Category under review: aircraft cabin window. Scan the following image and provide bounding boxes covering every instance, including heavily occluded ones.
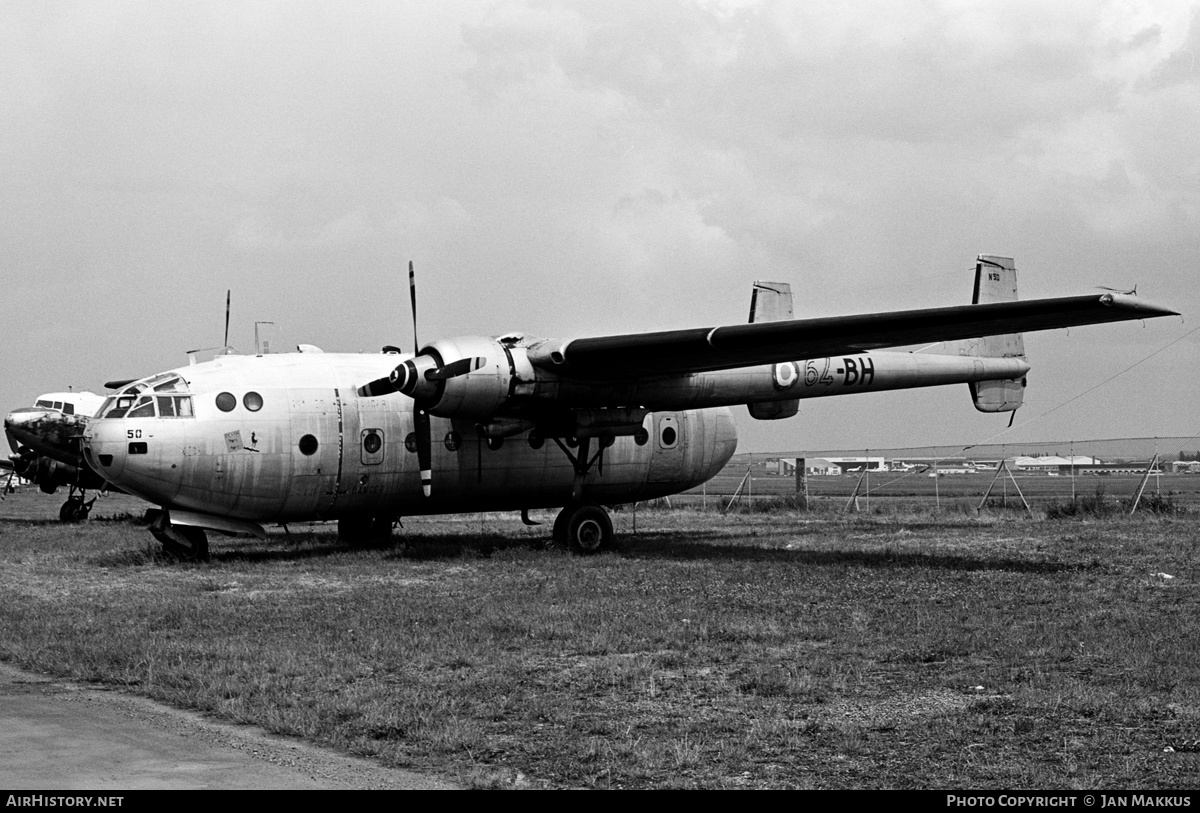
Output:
[215,392,236,412]
[363,431,382,455]
[299,435,319,456]
[244,392,263,412]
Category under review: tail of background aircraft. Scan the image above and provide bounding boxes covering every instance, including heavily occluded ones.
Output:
[936,255,1027,413]
[746,282,800,420]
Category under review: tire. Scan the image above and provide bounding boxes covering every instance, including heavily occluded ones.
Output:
[157,526,210,560]
[564,504,613,555]
[551,507,572,548]
[59,498,88,523]
[338,516,393,547]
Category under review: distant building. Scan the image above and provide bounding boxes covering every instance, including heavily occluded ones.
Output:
[1010,455,1099,474]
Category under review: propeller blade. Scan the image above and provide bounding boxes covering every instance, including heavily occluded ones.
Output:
[425,357,486,381]
[409,260,419,356]
[357,377,399,398]
[224,290,231,350]
[414,406,432,497]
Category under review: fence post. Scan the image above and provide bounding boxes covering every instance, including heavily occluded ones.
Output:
[796,457,809,510]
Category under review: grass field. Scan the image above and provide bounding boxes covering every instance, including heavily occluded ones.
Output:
[1,490,1198,788]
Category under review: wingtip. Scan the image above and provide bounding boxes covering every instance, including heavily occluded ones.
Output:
[1100,292,1180,317]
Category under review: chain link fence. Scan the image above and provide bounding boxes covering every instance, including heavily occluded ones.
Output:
[677,436,1200,514]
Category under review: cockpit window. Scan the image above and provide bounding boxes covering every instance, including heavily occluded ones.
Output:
[156,396,194,417]
[126,396,155,419]
[101,395,137,419]
[35,399,52,409]
[98,374,194,419]
[151,375,188,393]
[99,390,194,419]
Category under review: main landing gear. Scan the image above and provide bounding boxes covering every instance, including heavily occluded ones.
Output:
[552,502,614,554]
[337,515,395,547]
[148,511,210,560]
[543,432,621,555]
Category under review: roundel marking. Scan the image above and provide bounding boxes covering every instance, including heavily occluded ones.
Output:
[773,362,799,391]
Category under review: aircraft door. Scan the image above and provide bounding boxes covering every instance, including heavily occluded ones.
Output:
[282,388,344,518]
[646,412,687,484]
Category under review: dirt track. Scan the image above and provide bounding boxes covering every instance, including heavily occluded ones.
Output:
[0,661,458,790]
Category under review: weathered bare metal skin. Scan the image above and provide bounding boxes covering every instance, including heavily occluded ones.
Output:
[83,353,739,523]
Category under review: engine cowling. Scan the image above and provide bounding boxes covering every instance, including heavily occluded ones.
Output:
[403,336,520,421]
[35,456,77,494]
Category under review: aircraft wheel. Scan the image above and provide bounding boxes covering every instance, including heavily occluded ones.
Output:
[338,516,370,543]
[338,516,393,547]
[562,504,613,555]
[58,497,89,523]
[551,507,571,547]
[154,525,210,561]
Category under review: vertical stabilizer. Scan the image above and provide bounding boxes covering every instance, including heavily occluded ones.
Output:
[747,281,800,421]
[954,255,1027,413]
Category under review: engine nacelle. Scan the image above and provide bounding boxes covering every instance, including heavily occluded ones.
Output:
[35,456,77,494]
[418,336,524,421]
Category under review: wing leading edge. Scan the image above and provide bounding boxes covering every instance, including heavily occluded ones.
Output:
[545,292,1176,379]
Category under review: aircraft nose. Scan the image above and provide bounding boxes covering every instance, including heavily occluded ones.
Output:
[82,418,127,480]
[4,408,57,452]
[4,417,19,454]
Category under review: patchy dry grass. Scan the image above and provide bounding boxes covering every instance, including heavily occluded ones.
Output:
[0,494,1198,788]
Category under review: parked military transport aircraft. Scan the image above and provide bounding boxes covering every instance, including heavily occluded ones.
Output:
[76,256,1175,559]
[4,391,109,519]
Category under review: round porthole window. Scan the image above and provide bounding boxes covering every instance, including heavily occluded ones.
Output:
[299,434,319,456]
[444,431,461,451]
[661,426,677,447]
[363,431,382,454]
[404,433,418,453]
[216,392,236,412]
[243,391,263,412]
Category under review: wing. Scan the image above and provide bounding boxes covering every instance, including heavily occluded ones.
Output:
[544,292,1177,378]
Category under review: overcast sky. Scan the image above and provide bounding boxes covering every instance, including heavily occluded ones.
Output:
[3,0,1197,454]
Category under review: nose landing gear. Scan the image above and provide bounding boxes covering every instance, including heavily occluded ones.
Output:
[57,488,97,523]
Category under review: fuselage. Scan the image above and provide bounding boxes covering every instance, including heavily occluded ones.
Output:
[81,352,740,523]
